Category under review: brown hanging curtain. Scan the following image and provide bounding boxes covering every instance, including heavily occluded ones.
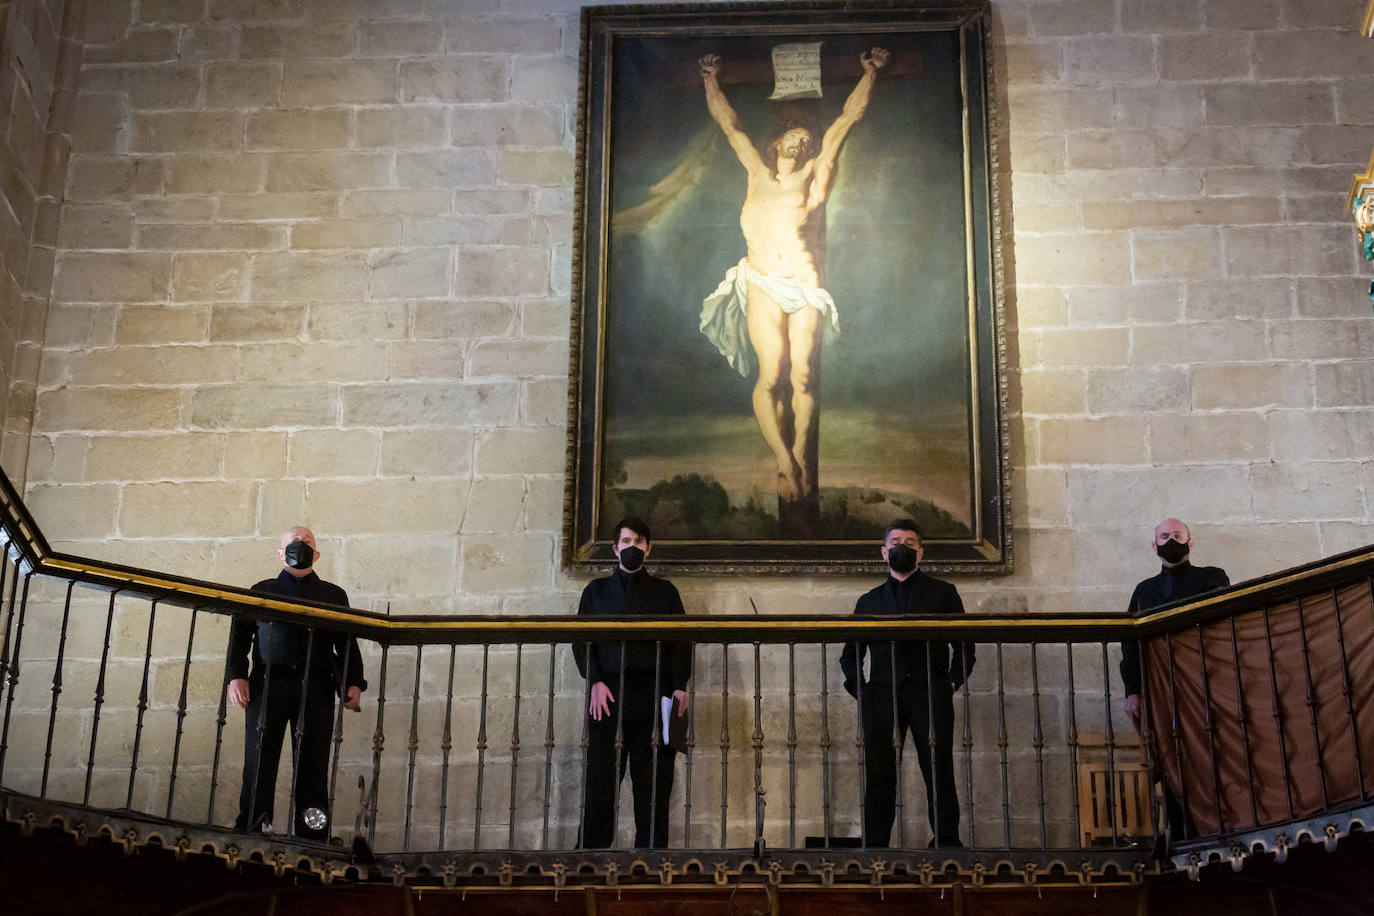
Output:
[1143,581,1374,837]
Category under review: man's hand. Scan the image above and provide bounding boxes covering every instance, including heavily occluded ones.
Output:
[698,54,720,79]
[589,681,614,720]
[672,689,690,716]
[1124,693,1141,724]
[861,47,890,73]
[228,678,250,709]
[345,685,362,711]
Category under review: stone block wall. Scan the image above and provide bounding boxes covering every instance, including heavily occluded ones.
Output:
[2,0,1373,850]
[0,0,83,480]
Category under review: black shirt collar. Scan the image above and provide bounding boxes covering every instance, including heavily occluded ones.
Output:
[276,568,320,595]
[1161,560,1192,577]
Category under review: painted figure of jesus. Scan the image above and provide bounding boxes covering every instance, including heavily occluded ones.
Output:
[698,48,889,518]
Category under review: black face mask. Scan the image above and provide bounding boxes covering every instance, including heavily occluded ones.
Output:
[1156,538,1189,565]
[618,545,645,572]
[887,543,919,575]
[284,540,314,570]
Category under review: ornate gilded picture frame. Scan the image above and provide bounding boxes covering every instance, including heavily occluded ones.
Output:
[565,0,1009,574]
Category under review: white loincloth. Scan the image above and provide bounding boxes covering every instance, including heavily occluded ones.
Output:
[698,258,840,378]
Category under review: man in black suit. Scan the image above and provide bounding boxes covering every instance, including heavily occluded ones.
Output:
[841,518,974,848]
[226,526,367,839]
[574,517,692,848]
[1119,516,1229,849]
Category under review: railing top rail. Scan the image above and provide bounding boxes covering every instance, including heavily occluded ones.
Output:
[5,465,1374,645]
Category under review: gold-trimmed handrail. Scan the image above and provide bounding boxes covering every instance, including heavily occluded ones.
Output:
[4,467,1374,645]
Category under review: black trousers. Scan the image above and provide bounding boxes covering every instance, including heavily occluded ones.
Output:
[235,665,337,840]
[581,699,676,848]
[861,679,960,847]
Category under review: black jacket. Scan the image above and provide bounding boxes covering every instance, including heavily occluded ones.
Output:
[1119,561,1229,696]
[573,568,690,706]
[839,571,976,699]
[226,570,368,691]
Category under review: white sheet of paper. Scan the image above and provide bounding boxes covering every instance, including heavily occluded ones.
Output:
[661,695,675,739]
[769,42,824,101]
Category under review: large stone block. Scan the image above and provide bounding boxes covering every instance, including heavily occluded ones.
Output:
[1205,84,1334,127]
[1086,367,1189,413]
[121,481,258,536]
[307,300,409,341]
[341,381,518,427]
[259,477,306,535]
[403,216,502,246]
[53,251,172,303]
[266,152,391,192]
[247,109,350,150]
[511,55,577,103]
[1185,278,1293,321]
[1159,34,1251,81]
[395,150,496,188]
[85,433,224,480]
[400,58,507,103]
[445,17,560,53]
[288,428,380,477]
[172,252,249,302]
[1034,328,1128,368]
[1061,36,1157,86]
[461,533,554,593]
[339,534,458,597]
[237,342,387,382]
[1149,413,1268,462]
[68,156,165,201]
[1132,320,1268,365]
[358,20,443,57]
[380,428,472,477]
[1116,85,1204,128]
[1066,283,1182,326]
[1026,0,1115,35]
[451,105,563,147]
[355,106,448,149]
[1122,0,1203,32]
[217,192,337,220]
[308,478,466,533]
[460,477,524,533]
[58,204,134,249]
[387,341,465,380]
[1012,233,1130,286]
[1019,368,1088,415]
[1206,0,1279,29]
[1038,416,1148,465]
[1006,88,1115,133]
[1191,362,1311,410]
[455,247,549,296]
[282,61,398,106]
[136,198,217,223]
[165,154,264,194]
[140,222,286,251]
[521,378,567,426]
[497,150,572,186]
[342,189,451,217]
[210,0,304,22]
[59,344,238,387]
[249,251,369,301]
[203,61,283,107]
[369,248,452,298]
[1267,409,1374,461]
[1068,466,1251,526]
[225,430,288,479]
[291,218,401,249]
[191,384,339,429]
[239,22,354,59]
[1082,197,1279,231]
[1270,319,1370,361]
[1314,361,1374,407]
[133,110,244,152]
[26,483,119,538]
[209,303,303,341]
[475,428,563,475]
[1251,461,1365,522]
[1132,228,1222,281]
